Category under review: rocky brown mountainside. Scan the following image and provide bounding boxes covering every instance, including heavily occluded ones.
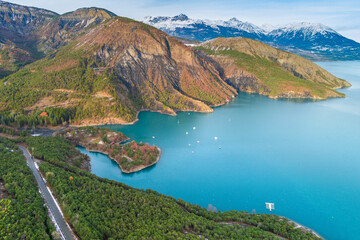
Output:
[0,1,57,77]
[0,2,351,125]
[1,17,236,125]
[0,1,114,77]
[197,37,350,99]
[0,1,56,36]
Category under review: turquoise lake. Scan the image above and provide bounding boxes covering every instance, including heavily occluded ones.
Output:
[78,61,360,240]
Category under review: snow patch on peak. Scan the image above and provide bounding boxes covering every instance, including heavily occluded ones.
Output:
[142,15,341,40]
[142,15,199,31]
[142,15,264,34]
[222,19,263,34]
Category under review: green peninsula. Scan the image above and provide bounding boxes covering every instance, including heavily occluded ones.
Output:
[58,126,161,173]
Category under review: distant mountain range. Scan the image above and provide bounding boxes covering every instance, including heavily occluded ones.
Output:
[143,14,360,61]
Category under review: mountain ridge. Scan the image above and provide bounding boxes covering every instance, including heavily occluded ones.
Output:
[142,14,360,61]
[0,1,116,77]
[196,37,350,99]
[34,7,116,54]
[0,0,58,77]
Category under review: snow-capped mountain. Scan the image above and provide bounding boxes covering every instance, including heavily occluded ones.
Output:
[263,22,360,60]
[143,14,360,60]
[143,14,266,41]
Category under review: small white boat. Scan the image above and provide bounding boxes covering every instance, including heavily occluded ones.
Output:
[186,132,189,135]
[214,136,218,140]
[193,126,196,130]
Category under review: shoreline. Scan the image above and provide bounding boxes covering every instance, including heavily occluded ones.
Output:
[285,217,323,239]
[80,145,162,174]
[70,107,215,127]
[69,86,349,127]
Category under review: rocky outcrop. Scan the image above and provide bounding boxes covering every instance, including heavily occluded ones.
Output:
[33,8,116,53]
[0,1,57,36]
[209,55,269,94]
[79,17,237,110]
[0,2,116,77]
[0,1,58,76]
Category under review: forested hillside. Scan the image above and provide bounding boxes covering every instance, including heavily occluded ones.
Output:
[40,161,320,239]
[0,137,56,239]
[0,133,321,239]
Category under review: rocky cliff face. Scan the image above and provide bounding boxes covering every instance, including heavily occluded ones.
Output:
[0,1,57,36]
[0,2,115,77]
[77,18,236,112]
[198,37,350,99]
[204,54,266,94]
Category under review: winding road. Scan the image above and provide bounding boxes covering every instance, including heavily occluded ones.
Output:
[19,146,76,240]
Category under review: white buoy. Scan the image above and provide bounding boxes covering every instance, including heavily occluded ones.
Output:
[186,132,189,135]
[196,140,200,143]
[152,136,155,139]
[193,126,196,130]
[214,136,218,140]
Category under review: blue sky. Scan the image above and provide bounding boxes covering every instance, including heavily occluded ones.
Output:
[6,0,360,42]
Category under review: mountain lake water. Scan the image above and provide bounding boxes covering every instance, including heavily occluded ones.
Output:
[78,61,360,240]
